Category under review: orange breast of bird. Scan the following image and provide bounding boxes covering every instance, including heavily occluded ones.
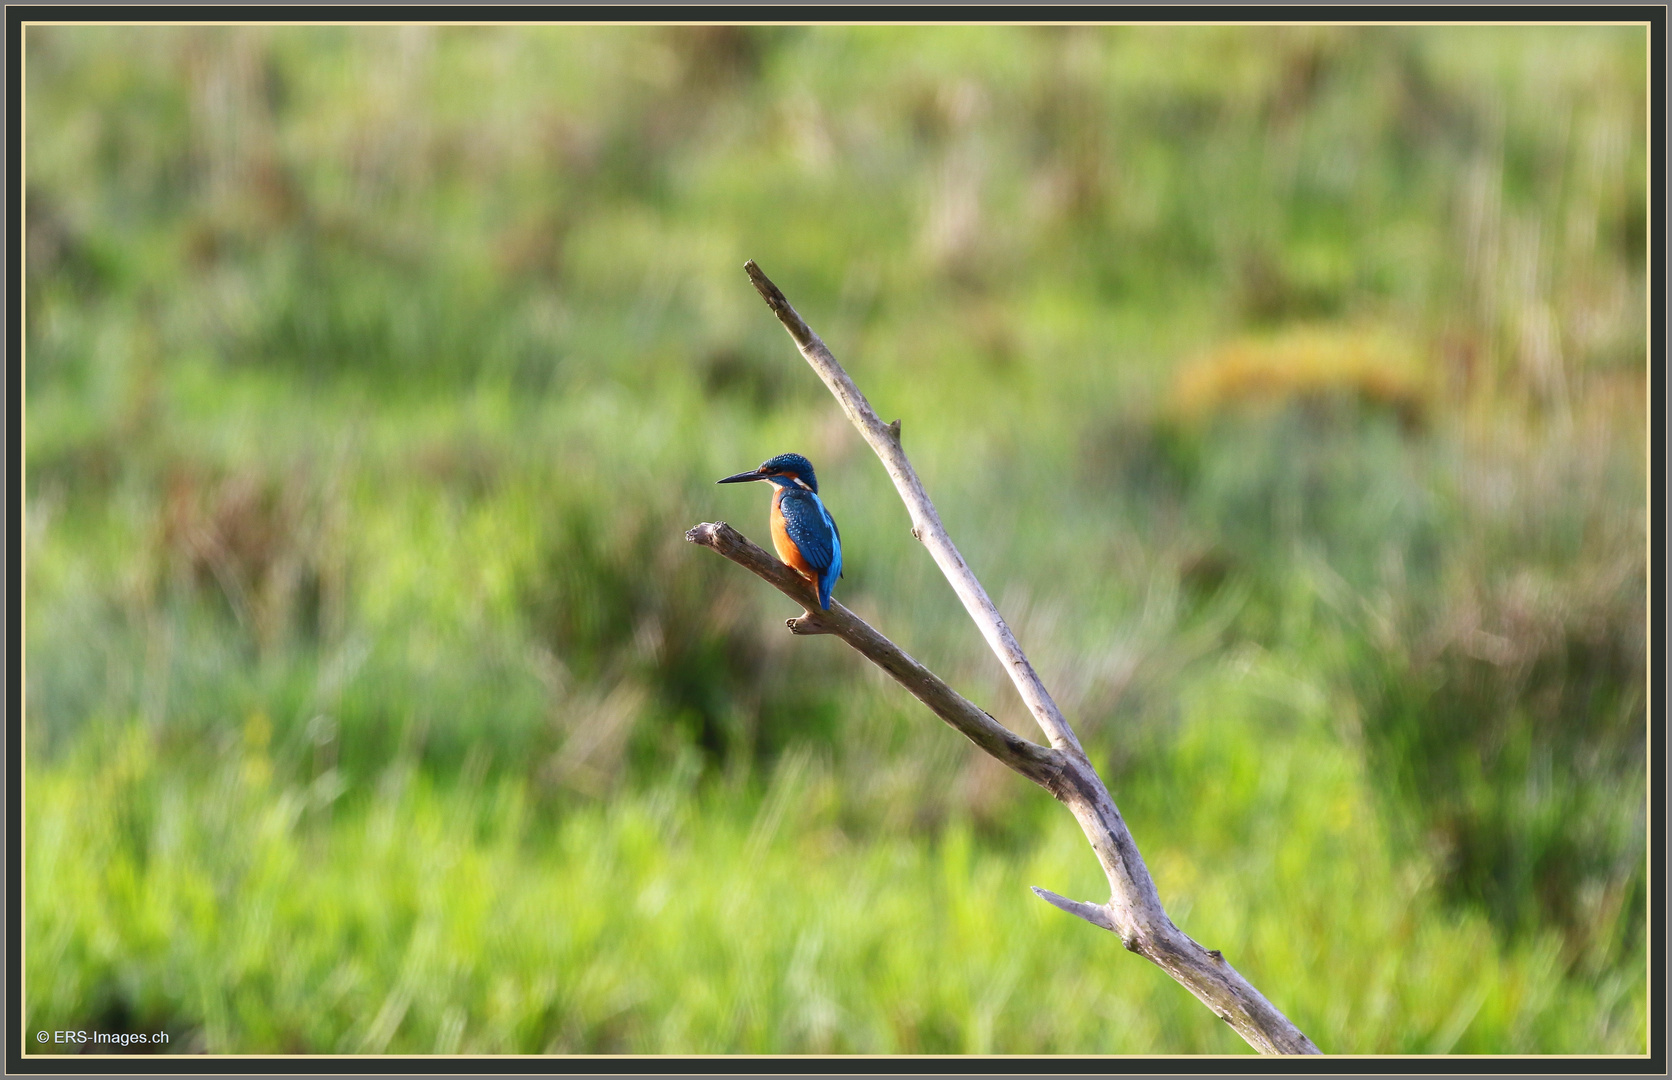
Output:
[770,486,818,583]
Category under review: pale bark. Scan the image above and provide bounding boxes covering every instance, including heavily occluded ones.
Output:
[685,261,1322,1056]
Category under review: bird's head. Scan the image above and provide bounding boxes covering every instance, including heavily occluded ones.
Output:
[717,452,819,493]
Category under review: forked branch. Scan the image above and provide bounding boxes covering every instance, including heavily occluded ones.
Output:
[686,261,1321,1055]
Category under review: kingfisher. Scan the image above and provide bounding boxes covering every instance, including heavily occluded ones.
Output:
[718,452,843,610]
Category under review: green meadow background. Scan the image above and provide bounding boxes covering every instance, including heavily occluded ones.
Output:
[24,26,1648,1054]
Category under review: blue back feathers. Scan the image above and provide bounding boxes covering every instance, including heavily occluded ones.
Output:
[776,488,843,609]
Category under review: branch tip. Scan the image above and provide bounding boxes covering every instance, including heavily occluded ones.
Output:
[743,260,813,344]
[1031,886,1117,932]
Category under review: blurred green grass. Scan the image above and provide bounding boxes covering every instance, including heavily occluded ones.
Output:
[24,25,1647,1054]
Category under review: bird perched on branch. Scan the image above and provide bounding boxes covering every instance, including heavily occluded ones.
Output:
[718,452,843,610]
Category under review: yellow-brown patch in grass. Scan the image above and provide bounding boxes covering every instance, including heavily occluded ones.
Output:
[1170,325,1434,431]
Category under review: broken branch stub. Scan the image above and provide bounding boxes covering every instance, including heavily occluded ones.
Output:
[686,262,1320,1056]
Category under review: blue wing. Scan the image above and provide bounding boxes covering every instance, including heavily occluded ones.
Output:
[779,489,842,609]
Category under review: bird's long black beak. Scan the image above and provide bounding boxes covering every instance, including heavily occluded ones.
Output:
[717,469,763,484]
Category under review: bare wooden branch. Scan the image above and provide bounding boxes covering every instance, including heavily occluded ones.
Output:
[685,522,1060,786]
[688,261,1321,1056]
[743,260,1086,759]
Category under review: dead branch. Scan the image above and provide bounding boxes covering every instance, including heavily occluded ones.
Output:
[685,261,1321,1055]
[685,522,1060,785]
